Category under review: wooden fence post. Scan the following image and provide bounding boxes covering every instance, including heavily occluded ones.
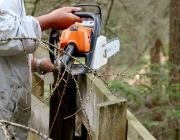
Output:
[76,74,127,140]
[49,72,76,140]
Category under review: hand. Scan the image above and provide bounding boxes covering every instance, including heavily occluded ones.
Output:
[40,58,58,72]
[31,58,58,73]
[36,7,82,31]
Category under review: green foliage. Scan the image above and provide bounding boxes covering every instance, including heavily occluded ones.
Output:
[109,60,180,139]
[110,80,137,96]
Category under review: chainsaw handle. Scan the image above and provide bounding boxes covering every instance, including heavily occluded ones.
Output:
[60,44,76,72]
[73,4,102,33]
[73,12,100,54]
[73,11,100,34]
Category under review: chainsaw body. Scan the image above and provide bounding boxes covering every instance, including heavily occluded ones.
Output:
[60,23,92,53]
[49,4,120,75]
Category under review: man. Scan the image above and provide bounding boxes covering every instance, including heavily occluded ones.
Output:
[0,0,82,139]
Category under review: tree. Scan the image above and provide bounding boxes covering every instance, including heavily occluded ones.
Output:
[169,0,180,83]
[169,0,180,139]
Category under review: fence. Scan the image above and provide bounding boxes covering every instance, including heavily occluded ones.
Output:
[30,73,156,140]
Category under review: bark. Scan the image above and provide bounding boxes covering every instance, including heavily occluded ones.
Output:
[169,0,180,84]
[150,37,161,84]
[169,0,180,139]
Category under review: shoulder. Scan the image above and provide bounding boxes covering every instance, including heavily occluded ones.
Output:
[0,0,22,16]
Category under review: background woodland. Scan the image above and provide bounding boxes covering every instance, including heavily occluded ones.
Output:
[24,0,180,139]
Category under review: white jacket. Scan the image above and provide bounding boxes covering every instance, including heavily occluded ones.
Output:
[0,0,41,139]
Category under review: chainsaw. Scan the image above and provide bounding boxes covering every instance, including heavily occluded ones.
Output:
[49,4,120,75]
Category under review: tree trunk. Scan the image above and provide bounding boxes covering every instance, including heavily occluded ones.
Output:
[169,0,180,84]
[150,37,161,84]
[169,0,180,139]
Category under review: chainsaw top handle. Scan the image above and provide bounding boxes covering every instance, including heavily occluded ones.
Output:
[72,11,100,53]
[73,4,102,34]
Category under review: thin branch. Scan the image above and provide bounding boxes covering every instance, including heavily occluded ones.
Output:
[104,0,114,35]
[31,0,40,16]
[0,120,52,140]
[0,121,18,140]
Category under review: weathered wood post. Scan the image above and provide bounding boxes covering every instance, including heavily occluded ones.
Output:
[77,74,127,140]
[49,72,76,140]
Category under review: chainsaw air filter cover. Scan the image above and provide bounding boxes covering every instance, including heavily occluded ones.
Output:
[59,23,92,53]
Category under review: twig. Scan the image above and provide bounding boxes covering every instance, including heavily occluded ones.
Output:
[0,120,51,140]
[104,0,114,34]
[0,121,18,140]
[64,107,82,120]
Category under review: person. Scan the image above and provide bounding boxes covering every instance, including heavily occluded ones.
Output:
[0,0,82,139]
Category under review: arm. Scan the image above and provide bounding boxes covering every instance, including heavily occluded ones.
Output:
[36,7,82,31]
[0,0,41,56]
[33,7,82,73]
[31,57,58,73]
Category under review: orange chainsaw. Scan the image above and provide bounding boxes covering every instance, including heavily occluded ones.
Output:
[49,4,120,75]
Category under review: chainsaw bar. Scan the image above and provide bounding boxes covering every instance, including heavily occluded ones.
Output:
[106,38,120,59]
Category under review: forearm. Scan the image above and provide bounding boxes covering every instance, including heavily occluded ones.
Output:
[32,7,82,73]
[31,57,37,72]
[31,57,58,73]
[36,7,82,31]
[36,14,51,31]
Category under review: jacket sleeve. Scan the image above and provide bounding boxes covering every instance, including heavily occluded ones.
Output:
[0,0,41,56]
